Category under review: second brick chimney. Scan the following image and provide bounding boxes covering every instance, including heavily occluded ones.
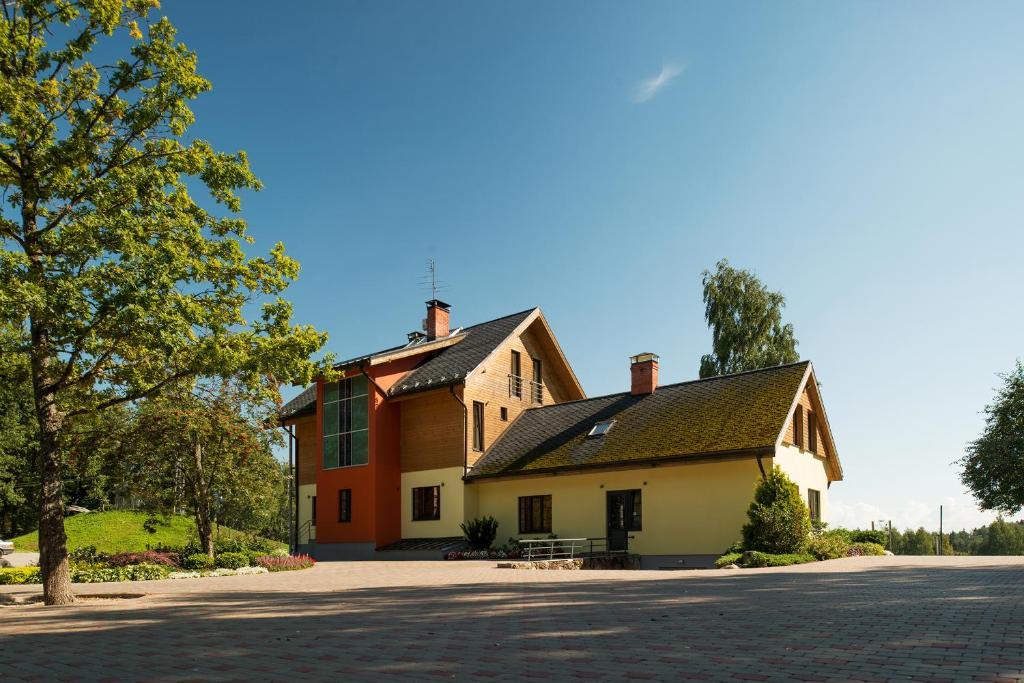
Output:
[424,299,451,340]
[630,353,659,395]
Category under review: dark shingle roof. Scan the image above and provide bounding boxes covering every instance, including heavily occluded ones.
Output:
[467,361,811,479]
[280,385,316,419]
[279,308,537,418]
[388,309,535,397]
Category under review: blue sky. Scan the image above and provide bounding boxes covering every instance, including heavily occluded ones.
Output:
[167,1,1023,532]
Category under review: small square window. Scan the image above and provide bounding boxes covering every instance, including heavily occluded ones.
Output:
[588,420,615,437]
[500,407,508,421]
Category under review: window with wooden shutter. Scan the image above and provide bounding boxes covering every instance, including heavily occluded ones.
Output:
[412,486,441,521]
[339,489,351,523]
[510,351,522,397]
[472,401,484,451]
[794,405,804,449]
[808,489,821,523]
[808,411,818,453]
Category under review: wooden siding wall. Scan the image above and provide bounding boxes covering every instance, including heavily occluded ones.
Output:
[462,320,578,468]
[782,384,827,458]
[399,388,464,473]
[290,414,318,486]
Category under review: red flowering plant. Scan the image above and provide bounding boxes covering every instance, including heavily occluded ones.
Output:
[255,554,316,572]
[107,551,181,568]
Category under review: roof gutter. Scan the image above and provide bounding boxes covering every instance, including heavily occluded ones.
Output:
[465,446,775,483]
[449,384,468,476]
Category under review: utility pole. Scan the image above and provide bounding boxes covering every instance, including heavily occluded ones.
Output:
[939,505,943,556]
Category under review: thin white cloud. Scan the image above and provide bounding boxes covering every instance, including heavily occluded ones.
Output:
[829,495,1002,532]
[632,62,685,103]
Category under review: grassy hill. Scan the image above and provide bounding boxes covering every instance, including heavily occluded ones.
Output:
[10,511,285,554]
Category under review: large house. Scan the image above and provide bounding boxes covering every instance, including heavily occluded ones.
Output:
[280,300,842,568]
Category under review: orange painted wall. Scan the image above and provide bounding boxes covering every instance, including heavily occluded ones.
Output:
[314,354,424,547]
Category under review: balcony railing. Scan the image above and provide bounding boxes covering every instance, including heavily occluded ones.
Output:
[509,375,544,404]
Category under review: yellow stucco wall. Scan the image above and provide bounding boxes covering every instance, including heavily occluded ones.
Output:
[770,444,830,523]
[400,467,469,538]
[470,458,764,556]
[298,483,317,541]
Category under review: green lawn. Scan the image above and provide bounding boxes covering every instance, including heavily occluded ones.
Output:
[10,511,285,554]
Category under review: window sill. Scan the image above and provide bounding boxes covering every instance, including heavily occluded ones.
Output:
[321,463,369,471]
[412,518,441,522]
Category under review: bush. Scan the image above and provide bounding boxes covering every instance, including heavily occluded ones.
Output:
[255,554,315,572]
[215,552,251,569]
[741,467,811,554]
[808,530,850,560]
[847,542,886,557]
[460,516,499,551]
[181,553,216,571]
[714,552,743,568]
[108,551,180,568]
[71,563,173,583]
[69,545,110,565]
[0,567,41,585]
[740,551,816,568]
[850,529,887,546]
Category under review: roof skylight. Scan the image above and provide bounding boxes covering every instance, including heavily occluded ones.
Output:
[588,420,615,437]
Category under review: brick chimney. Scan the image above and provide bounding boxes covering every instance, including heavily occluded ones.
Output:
[630,353,659,395]
[424,299,451,340]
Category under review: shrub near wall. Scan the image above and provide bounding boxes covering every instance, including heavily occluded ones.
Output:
[741,467,812,554]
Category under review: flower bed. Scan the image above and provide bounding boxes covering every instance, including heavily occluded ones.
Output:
[254,554,316,572]
[445,549,521,560]
[0,543,314,585]
[168,566,269,579]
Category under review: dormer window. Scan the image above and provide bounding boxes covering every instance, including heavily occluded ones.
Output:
[588,420,615,437]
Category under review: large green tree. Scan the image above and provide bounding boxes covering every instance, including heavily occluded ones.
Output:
[0,324,37,538]
[699,259,799,379]
[959,361,1024,516]
[0,1,328,604]
[118,378,285,558]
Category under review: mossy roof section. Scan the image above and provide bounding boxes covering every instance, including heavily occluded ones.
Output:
[468,361,810,478]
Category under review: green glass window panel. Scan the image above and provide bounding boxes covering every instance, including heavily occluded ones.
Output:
[323,402,339,437]
[350,374,368,397]
[350,430,368,466]
[324,381,339,403]
[322,435,339,469]
[350,395,368,431]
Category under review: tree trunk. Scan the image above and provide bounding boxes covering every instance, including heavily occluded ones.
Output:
[192,440,214,559]
[32,346,73,605]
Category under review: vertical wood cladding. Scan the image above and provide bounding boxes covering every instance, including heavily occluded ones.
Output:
[399,388,464,472]
[290,414,318,486]
[782,383,827,457]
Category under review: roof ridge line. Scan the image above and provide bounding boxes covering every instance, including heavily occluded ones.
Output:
[517,360,812,412]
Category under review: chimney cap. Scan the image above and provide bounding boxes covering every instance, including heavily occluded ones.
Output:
[630,353,659,364]
[425,299,451,311]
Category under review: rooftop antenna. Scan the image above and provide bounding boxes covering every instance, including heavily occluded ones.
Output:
[417,258,448,300]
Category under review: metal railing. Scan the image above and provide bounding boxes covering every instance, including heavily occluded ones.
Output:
[518,538,586,561]
[297,520,314,546]
[516,536,636,561]
[508,375,545,404]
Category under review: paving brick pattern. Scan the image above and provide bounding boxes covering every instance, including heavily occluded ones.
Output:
[2,556,1023,682]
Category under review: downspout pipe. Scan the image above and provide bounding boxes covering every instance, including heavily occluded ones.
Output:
[449,384,468,476]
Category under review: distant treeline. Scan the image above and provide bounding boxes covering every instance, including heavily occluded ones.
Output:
[876,518,1024,556]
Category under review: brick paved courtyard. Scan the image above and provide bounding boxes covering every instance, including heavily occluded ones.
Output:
[2,556,1023,682]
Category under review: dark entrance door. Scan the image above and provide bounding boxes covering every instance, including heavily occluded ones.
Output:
[606,490,634,551]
